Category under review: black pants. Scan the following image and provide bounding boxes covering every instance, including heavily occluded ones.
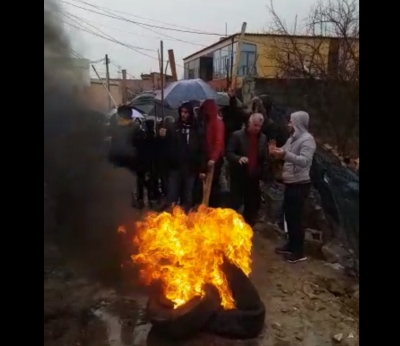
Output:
[136,172,146,200]
[209,158,223,208]
[167,168,197,213]
[136,171,160,201]
[230,174,260,225]
[283,183,310,256]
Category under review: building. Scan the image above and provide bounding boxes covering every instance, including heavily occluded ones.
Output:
[84,79,121,112]
[183,33,358,90]
[140,72,174,87]
[82,72,174,112]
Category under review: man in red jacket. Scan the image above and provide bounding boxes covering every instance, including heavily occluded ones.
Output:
[198,99,225,207]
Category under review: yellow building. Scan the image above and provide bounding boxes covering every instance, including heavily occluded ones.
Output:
[183,33,358,89]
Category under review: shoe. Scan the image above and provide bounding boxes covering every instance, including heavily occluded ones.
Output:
[284,253,307,263]
[275,244,292,255]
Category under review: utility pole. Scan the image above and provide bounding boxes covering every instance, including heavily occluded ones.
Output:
[160,41,164,121]
[121,69,127,104]
[105,54,111,109]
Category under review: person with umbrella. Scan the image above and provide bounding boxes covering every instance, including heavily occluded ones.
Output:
[198,99,225,207]
[158,102,204,213]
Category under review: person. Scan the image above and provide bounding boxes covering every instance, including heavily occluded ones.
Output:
[270,111,316,263]
[250,96,277,142]
[132,118,160,209]
[226,113,271,226]
[221,88,245,145]
[197,99,225,207]
[108,105,138,168]
[108,105,140,204]
[258,94,289,147]
[159,102,203,213]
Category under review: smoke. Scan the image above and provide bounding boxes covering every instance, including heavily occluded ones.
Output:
[44,0,121,281]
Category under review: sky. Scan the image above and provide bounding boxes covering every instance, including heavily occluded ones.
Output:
[60,0,318,79]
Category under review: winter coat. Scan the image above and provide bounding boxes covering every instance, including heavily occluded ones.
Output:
[281,111,316,184]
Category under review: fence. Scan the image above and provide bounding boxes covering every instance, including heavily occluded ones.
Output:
[310,148,359,259]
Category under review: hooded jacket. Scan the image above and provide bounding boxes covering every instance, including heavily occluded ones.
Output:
[282,111,316,184]
[164,102,203,171]
[199,99,225,164]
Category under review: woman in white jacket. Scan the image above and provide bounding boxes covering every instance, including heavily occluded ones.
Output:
[269,111,316,263]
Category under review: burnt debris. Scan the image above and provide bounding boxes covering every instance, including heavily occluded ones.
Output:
[146,258,266,340]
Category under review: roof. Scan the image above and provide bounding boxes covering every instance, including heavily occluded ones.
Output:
[183,33,239,61]
[183,32,359,61]
[90,79,119,86]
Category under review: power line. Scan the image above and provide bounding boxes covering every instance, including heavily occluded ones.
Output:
[62,11,157,53]
[62,13,189,72]
[62,18,162,63]
[69,0,225,36]
[60,0,225,36]
[64,14,209,47]
[61,3,204,65]
[110,60,136,79]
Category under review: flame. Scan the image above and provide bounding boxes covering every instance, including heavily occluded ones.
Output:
[118,225,126,234]
[131,205,253,309]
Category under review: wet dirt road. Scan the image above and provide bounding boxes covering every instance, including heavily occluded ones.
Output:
[44,168,359,346]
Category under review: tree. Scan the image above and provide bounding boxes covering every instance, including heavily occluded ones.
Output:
[265,0,359,155]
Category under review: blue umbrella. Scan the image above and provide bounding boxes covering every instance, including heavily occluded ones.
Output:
[155,78,218,108]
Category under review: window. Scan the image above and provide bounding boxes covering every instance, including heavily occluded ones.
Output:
[188,69,195,79]
[186,59,200,79]
[184,63,189,79]
[237,43,257,76]
[212,44,236,79]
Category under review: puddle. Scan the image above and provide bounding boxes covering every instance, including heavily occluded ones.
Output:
[93,308,129,346]
[93,294,150,346]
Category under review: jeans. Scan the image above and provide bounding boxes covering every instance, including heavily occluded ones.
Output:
[283,183,310,256]
[167,169,196,213]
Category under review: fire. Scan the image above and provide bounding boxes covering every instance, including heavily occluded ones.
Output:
[131,205,253,310]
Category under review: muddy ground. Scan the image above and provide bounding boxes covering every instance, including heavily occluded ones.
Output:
[44,168,359,346]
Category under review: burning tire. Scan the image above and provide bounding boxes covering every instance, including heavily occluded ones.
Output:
[205,260,266,339]
[147,283,221,339]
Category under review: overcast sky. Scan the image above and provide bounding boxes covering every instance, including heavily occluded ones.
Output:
[61,0,317,79]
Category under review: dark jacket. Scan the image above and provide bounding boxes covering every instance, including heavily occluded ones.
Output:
[251,96,278,142]
[164,102,203,172]
[226,128,271,181]
[134,119,159,172]
[108,122,138,170]
[222,96,245,145]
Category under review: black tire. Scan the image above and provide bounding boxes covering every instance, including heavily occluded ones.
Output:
[205,260,266,339]
[147,283,221,339]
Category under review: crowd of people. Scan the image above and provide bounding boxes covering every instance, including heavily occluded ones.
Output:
[108,90,316,264]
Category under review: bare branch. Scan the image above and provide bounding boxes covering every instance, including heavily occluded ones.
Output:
[263,0,359,155]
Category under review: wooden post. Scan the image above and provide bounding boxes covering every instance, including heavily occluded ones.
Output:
[231,22,247,90]
[91,64,117,108]
[202,166,215,206]
[168,49,178,82]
